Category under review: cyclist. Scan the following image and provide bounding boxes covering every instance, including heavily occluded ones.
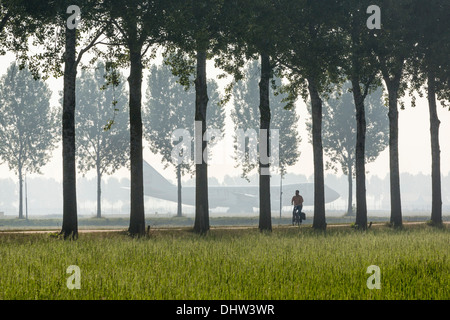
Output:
[291,190,304,224]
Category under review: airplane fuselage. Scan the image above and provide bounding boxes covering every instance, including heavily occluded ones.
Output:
[142,161,340,212]
[145,182,339,211]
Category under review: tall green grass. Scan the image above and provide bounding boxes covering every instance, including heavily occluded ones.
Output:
[0,225,448,299]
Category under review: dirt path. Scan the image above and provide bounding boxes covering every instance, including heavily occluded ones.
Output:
[0,229,124,234]
[0,221,447,234]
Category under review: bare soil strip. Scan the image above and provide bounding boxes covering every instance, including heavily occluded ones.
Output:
[0,221,447,234]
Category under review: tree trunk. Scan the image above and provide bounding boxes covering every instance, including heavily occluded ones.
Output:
[193,50,209,234]
[177,165,182,217]
[96,165,102,219]
[346,161,353,216]
[18,167,23,219]
[386,83,402,227]
[128,50,145,236]
[351,78,368,230]
[307,77,326,230]
[379,56,404,227]
[427,70,442,225]
[258,52,272,232]
[61,26,78,240]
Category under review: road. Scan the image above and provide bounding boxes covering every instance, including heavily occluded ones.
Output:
[0,221,447,234]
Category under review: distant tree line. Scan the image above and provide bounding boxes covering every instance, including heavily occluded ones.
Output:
[1,172,450,216]
[0,0,448,237]
[0,63,59,219]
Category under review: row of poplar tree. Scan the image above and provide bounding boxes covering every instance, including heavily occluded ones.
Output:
[0,60,302,220]
[1,0,448,237]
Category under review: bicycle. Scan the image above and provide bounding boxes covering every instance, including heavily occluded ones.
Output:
[292,206,302,226]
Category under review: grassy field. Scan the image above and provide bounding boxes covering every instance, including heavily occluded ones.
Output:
[0,224,448,300]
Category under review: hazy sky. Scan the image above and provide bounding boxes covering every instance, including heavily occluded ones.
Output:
[0,51,449,185]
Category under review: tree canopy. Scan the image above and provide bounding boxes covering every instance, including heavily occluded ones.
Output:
[0,0,448,233]
[75,62,129,218]
[0,62,59,219]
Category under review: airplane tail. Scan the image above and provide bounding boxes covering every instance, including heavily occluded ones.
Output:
[143,160,175,190]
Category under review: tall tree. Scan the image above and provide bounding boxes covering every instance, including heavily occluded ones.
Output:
[258,51,273,231]
[61,2,107,239]
[218,0,288,231]
[164,0,229,234]
[75,62,129,218]
[371,0,418,227]
[341,0,382,229]
[307,82,389,216]
[248,1,285,232]
[0,63,59,219]
[61,12,79,239]
[143,62,224,217]
[408,0,450,225]
[275,0,344,230]
[12,0,110,239]
[101,0,169,236]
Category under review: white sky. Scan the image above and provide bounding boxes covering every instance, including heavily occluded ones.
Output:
[0,51,449,185]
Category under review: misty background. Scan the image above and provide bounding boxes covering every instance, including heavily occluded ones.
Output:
[0,51,449,218]
[1,171,449,218]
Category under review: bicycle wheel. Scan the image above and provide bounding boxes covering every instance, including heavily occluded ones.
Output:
[294,211,300,226]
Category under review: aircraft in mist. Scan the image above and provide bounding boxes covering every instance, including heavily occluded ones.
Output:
[143,161,340,213]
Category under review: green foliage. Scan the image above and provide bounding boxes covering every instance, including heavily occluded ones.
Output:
[0,225,447,299]
[164,0,227,52]
[371,0,416,105]
[74,61,129,177]
[8,0,110,81]
[0,62,59,176]
[143,62,225,176]
[231,60,301,179]
[98,61,120,132]
[342,0,383,94]
[98,0,169,70]
[162,48,196,90]
[0,62,59,218]
[163,0,238,100]
[0,0,52,57]
[405,0,450,110]
[276,0,346,104]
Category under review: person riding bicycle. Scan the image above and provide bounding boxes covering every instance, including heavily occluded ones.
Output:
[291,190,304,224]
